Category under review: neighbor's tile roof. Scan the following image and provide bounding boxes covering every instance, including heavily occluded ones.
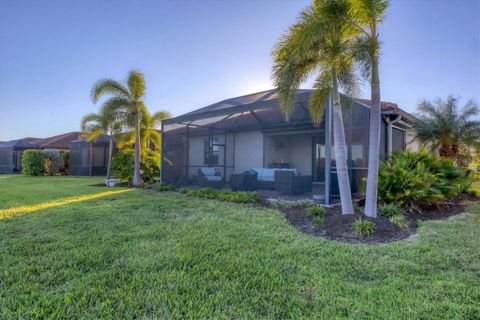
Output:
[26,132,83,149]
[356,99,414,120]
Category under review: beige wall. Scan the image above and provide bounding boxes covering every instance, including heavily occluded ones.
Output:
[264,133,316,176]
[406,129,420,152]
[234,130,264,173]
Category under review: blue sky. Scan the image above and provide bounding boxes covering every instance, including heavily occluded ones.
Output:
[0,0,478,140]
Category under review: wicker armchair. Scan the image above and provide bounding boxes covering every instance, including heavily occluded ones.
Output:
[274,171,312,195]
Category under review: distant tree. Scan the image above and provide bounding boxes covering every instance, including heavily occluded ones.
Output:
[413,96,480,162]
[91,70,146,186]
[272,0,360,214]
[81,107,122,180]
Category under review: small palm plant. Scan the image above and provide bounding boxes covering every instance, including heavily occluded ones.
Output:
[117,109,171,150]
[272,0,360,214]
[413,96,480,161]
[91,70,147,186]
[81,107,121,180]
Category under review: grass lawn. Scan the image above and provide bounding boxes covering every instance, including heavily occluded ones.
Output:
[1,176,479,319]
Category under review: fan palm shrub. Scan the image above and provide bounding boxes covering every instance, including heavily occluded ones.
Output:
[413,96,480,162]
[91,70,147,186]
[272,0,361,214]
[377,150,470,212]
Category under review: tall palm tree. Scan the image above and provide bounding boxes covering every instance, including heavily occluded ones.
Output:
[351,0,389,218]
[117,110,171,150]
[91,70,146,186]
[80,107,121,180]
[272,0,359,214]
[414,96,480,160]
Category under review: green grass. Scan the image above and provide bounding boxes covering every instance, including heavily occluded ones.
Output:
[1,176,479,319]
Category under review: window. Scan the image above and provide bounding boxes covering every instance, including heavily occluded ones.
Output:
[204,138,219,165]
[392,128,406,152]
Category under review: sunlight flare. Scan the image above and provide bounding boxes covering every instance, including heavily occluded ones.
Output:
[0,189,133,219]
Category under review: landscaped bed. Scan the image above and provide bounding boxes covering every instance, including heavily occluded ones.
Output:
[1,176,479,318]
[262,193,478,244]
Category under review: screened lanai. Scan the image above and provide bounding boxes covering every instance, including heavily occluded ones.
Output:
[161,89,413,204]
[69,135,115,176]
[0,140,40,173]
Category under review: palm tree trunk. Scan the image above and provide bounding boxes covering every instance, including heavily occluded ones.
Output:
[332,68,354,215]
[133,113,141,186]
[364,54,381,218]
[106,133,113,180]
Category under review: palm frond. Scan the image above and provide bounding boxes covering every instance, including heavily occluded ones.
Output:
[309,72,332,126]
[91,79,129,103]
[127,70,146,100]
[151,110,171,128]
[80,113,103,132]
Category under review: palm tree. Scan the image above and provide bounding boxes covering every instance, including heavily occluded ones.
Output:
[351,0,389,218]
[272,0,359,214]
[91,70,146,186]
[413,96,480,160]
[80,107,121,180]
[117,110,171,150]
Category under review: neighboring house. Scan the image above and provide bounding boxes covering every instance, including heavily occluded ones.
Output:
[161,89,416,203]
[0,132,82,174]
[0,140,41,173]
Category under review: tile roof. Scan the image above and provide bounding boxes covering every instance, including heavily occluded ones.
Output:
[26,132,83,149]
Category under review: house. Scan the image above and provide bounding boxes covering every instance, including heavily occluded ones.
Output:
[0,140,41,173]
[161,89,416,203]
[0,132,82,174]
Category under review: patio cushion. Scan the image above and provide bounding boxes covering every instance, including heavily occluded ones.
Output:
[251,168,297,182]
[204,176,222,181]
[200,167,220,176]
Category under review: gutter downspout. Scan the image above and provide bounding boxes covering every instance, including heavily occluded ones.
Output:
[384,115,401,156]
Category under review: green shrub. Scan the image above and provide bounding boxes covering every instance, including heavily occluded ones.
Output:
[312,216,324,227]
[269,199,316,208]
[181,188,260,204]
[389,214,409,230]
[22,150,44,176]
[62,151,70,174]
[42,149,61,175]
[378,150,469,212]
[466,188,479,197]
[353,218,375,236]
[307,205,326,217]
[111,149,160,184]
[378,204,403,218]
[352,201,361,212]
[153,183,176,191]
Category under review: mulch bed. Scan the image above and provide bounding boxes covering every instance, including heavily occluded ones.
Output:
[260,194,479,245]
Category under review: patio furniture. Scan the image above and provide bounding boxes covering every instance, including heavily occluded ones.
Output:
[196,167,224,188]
[274,170,312,195]
[230,172,258,191]
[251,168,297,190]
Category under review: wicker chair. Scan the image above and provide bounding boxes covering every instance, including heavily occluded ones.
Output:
[274,171,312,195]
